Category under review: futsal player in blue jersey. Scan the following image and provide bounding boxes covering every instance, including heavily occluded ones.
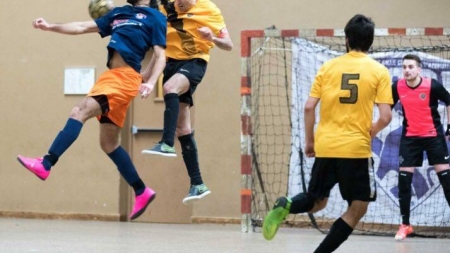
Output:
[392,54,450,240]
[17,0,166,220]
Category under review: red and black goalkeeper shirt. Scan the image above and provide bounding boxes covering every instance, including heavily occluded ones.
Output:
[392,77,450,137]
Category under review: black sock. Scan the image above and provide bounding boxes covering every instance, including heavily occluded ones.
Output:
[161,93,179,147]
[398,171,413,225]
[314,218,353,253]
[437,169,450,207]
[178,133,203,185]
[290,193,315,214]
[107,146,145,195]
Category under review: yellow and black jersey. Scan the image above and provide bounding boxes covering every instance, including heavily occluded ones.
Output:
[309,51,393,158]
[160,0,229,62]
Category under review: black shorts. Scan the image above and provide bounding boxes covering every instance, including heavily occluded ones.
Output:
[399,135,449,166]
[308,158,377,204]
[163,58,207,107]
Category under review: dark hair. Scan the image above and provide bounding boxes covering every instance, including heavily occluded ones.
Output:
[127,0,162,9]
[127,0,140,5]
[403,54,422,67]
[344,14,375,52]
[150,0,158,9]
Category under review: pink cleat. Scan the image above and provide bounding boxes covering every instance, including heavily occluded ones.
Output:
[17,155,50,181]
[395,224,414,240]
[130,187,156,220]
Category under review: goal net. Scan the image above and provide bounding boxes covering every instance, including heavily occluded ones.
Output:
[241,27,450,237]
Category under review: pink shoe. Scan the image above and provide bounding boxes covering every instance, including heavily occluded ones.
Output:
[130,187,156,220]
[395,224,414,240]
[17,155,50,181]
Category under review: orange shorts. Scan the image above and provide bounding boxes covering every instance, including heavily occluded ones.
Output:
[87,67,142,127]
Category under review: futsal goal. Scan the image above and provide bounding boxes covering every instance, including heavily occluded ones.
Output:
[240,26,450,238]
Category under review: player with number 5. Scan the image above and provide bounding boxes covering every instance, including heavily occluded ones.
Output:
[263,14,393,253]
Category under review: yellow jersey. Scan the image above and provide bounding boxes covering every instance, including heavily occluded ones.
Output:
[160,0,229,62]
[309,51,393,158]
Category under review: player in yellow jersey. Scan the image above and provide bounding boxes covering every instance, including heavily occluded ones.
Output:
[141,0,233,204]
[263,14,393,253]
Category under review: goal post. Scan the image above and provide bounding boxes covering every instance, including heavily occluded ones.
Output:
[240,26,450,237]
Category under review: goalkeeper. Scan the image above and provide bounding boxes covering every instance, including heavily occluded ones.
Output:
[262,14,393,253]
[392,54,450,240]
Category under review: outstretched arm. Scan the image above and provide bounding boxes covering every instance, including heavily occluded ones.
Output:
[32,18,99,35]
[198,27,233,51]
[139,45,166,98]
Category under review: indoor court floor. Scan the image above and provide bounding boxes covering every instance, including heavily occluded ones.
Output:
[0,218,447,253]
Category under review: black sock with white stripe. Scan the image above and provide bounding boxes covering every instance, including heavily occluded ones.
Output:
[437,169,450,207]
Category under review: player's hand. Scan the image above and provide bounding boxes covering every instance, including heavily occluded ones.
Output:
[370,122,379,138]
[139,83,154,99]
[445,124,450,141]
[198,27,213,41]
[304,142,315,158]
[32,18,51,31]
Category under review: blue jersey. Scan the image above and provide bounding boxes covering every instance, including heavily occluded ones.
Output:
[95,5,167,73]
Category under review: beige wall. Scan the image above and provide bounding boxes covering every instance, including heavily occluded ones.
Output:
[1,0,450,222]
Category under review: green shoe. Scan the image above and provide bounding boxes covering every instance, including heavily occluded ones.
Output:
[182,184,211,205]
[142,142,176,157]
[263,197,292,240]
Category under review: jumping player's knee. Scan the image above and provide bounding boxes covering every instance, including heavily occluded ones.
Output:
[99,133,120,153]
[71,97,103,122]
[176,127,191,137]
[100,142,120,154]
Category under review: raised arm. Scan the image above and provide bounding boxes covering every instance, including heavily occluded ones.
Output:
[198,27,233,51]
[32,18,99,35]
[212,34,233,51]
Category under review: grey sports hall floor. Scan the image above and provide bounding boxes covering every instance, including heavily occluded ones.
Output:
[0,218,447,253]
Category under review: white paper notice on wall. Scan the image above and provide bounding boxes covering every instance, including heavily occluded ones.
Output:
[64,68,95,95]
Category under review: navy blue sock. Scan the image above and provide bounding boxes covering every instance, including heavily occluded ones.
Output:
[108,146,145,195]
[42,118,83,171]
[314,218,353,253]
[161,93,179,147]
[178,133,203,185]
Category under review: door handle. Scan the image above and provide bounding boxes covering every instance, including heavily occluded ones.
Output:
[131,125,163,135]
